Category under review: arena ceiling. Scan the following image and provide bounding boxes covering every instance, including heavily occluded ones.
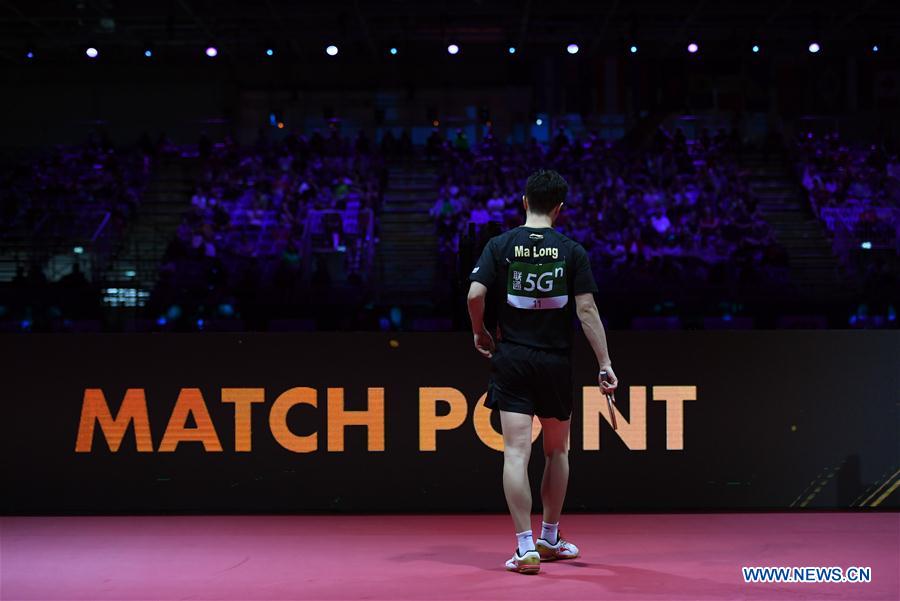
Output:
[0,0,896,63]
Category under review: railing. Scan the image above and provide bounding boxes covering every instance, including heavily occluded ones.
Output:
[826,207,900,255]
[85,211,116,282]
[0,206,119,282]
[302,209,376,284]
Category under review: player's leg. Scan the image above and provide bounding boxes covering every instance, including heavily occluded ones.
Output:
[499,409,540,573]
[538,415,570,526]
[535,415,580,560]
[500,409,534,534]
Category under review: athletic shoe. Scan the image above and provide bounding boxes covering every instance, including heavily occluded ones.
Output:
[504,548,541,574]
[535,533,580,560]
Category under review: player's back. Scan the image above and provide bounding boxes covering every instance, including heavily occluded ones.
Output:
[470,225,598,351]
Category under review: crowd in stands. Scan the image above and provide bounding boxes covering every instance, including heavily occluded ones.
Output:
[5,124,899,331]
[431,126,789,295]
[1,262,101,331]
[793,132,900,250]
[792,132,900,321]
[1,131,150,245]
[171,129,382,259]
[152,129,385,318]
[0,133,152,330]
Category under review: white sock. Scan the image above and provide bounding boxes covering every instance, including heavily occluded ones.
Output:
[541,521,559,544]
[516,530,535,555]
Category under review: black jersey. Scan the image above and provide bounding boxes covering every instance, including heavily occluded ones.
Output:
[469,226,598,350]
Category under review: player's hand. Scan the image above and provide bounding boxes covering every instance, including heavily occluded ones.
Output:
[473,327,495,358]
[599,364,618,393]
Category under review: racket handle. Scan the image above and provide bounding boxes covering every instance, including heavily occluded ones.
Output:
[600,370,618,430]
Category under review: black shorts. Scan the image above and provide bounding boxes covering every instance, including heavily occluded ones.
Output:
[485,340,573,420]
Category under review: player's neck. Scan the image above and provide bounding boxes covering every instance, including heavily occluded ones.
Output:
[523,213,554,229]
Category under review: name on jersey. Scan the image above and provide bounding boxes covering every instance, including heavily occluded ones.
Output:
[513,245,559,259]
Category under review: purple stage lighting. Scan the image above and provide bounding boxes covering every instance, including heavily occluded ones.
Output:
[808,42,820,54]
[687,42,698,54]
[85,47,98,59]
[205,46,218,58]
[447,44,459,55]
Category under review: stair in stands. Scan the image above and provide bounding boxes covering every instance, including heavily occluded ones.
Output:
[101,157,198,298]
[377,161,439,304]
[742,150,854,301]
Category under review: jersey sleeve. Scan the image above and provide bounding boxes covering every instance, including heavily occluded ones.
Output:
[469,238,497,287]
[571,243,598,294]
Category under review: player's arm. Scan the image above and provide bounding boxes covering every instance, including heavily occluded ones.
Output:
[467,281,495,358]
[575,292,618,392]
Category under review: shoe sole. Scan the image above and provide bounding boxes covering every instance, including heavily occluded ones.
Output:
[507,556,541,574]
[507,563,540,574]
[537,548,579,561]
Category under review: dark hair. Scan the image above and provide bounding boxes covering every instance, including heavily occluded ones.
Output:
[525,169,568,215]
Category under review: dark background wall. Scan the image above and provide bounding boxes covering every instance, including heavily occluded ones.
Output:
[2,331,897,514]
[2,50,898,147]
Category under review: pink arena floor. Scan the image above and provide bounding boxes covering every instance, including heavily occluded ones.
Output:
[1,513,897,601]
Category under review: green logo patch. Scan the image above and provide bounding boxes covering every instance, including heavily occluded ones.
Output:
[507,261,568,310]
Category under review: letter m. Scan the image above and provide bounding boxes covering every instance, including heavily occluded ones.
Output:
[75,389,154,452]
